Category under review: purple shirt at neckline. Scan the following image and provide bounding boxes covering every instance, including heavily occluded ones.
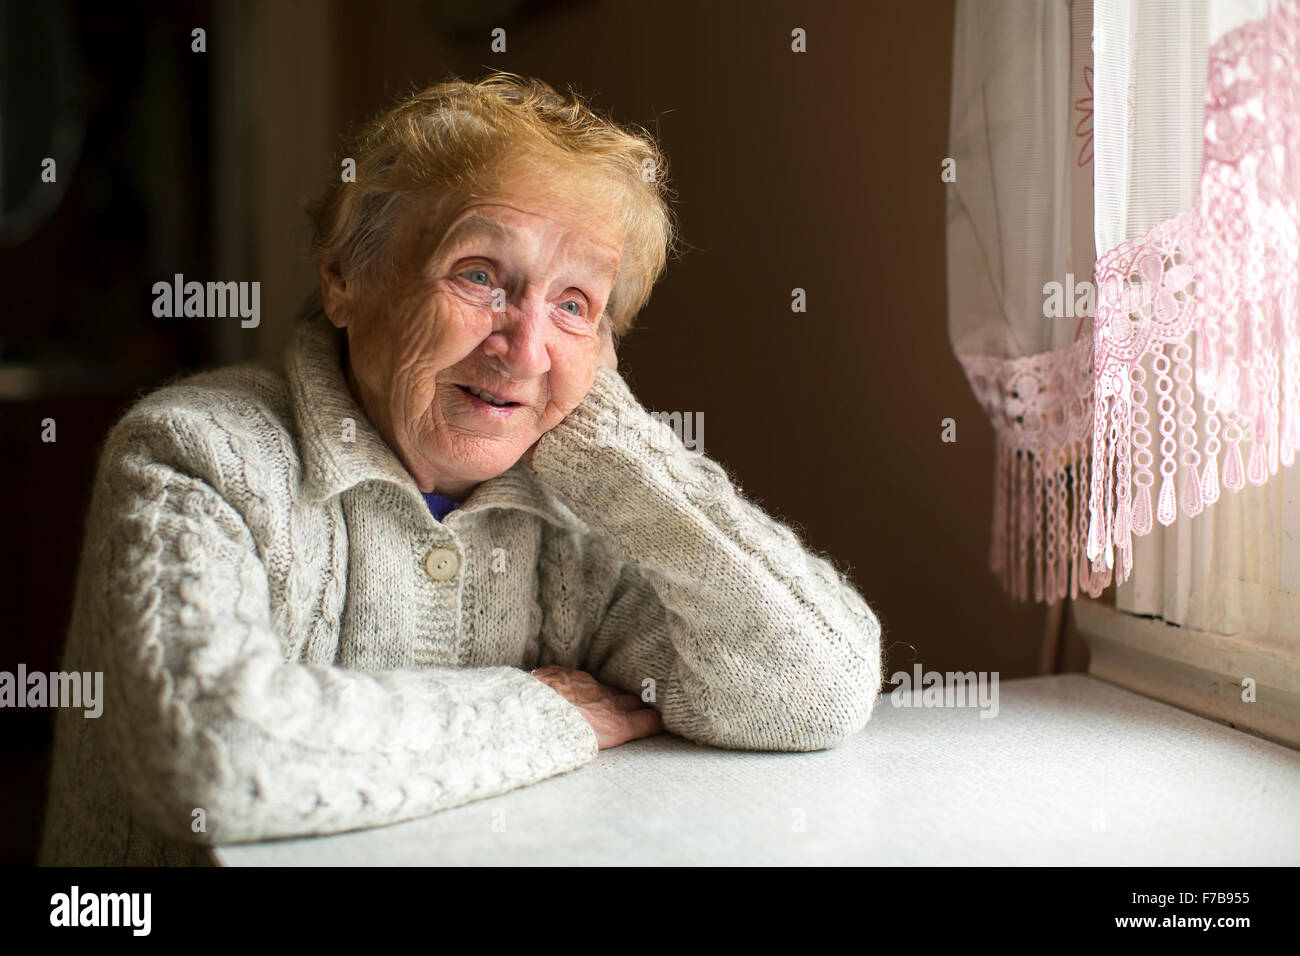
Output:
[422,491,460,522]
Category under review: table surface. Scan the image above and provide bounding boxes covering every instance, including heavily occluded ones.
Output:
[215,674,1300,865]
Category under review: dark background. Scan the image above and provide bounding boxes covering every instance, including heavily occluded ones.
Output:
[0,0,1089,866]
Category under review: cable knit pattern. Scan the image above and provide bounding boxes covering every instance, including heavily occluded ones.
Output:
[533,368,883,750]
[39,311,884,866]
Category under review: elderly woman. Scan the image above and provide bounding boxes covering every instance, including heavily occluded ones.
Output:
[39,73,883,866]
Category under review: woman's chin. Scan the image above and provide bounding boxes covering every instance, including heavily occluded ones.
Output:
[439,443,532,486]
[431,399,543,484]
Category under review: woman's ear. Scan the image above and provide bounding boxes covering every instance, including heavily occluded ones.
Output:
[319,259,353,329]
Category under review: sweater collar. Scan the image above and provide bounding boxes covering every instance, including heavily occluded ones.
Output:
[285,307,576,529]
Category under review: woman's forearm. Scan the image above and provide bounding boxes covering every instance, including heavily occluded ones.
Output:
[530,368,885,751]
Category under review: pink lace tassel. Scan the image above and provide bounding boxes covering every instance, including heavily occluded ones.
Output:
[1157,472,1178,526]
[1202,455,1221,504]
[1247,439,1268,485]
[1112,497,1130,546]
[1182,462,1204,516]
[1132,482,1153,535]
[1223,440,1245,491]
[1088,498,1105,562]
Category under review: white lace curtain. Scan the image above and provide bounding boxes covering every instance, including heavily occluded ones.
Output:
[947,0,1103,604]
[948,0,1300,638]
[1095,0,1300,637]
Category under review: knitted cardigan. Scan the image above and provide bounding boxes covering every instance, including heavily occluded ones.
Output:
[39,311,884,866]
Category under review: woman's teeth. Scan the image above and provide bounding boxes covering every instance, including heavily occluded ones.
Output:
[466,385,513,406]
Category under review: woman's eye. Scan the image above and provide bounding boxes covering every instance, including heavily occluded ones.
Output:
[560,300,583,316]
[465,268,490,286]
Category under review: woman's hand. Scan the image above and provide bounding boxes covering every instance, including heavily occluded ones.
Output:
[518,318,617,469]
[530,665,663,749]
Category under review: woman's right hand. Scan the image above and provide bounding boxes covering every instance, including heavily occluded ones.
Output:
[530,665,663,749]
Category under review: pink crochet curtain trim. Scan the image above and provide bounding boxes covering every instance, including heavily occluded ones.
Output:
[961,339,1107,603]
[1087,0,1300,586]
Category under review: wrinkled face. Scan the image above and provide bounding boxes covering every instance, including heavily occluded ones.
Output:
[323,168,624,498]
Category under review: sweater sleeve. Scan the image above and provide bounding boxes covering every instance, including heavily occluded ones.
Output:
[91,412,597,847]
[530,367,885,752]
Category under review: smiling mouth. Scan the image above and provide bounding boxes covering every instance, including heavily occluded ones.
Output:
[456,384,521,408]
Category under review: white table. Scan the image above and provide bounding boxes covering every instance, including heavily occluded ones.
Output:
[215,674,1300,865]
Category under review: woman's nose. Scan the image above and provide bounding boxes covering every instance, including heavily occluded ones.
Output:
[481,294,550,377]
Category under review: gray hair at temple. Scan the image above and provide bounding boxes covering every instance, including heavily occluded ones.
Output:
[305,71,680,335]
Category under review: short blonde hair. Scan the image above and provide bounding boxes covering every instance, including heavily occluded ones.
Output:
[306,72,678,334]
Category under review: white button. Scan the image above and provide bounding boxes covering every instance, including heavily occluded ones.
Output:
[424,548,460,582]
